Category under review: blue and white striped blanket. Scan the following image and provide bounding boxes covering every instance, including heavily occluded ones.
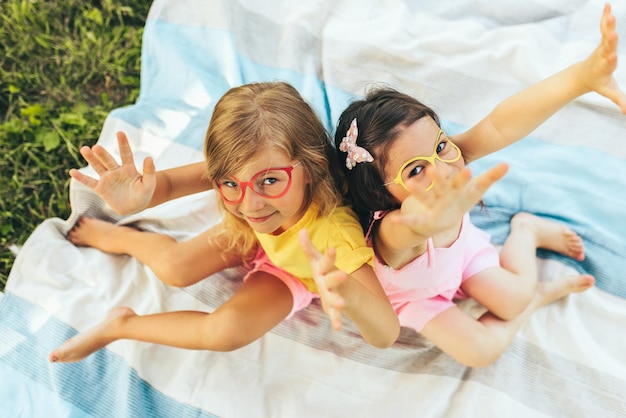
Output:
[2,0,626,416]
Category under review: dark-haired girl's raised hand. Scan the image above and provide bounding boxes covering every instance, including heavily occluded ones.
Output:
[390,162,509,238]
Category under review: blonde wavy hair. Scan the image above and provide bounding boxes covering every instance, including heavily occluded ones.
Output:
[204,82,345,259]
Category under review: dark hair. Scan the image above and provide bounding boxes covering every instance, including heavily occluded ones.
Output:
[334,87,440,229]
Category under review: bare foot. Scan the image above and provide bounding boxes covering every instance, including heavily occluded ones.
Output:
[49,307,136,363]
[532,274,595,310]
[67,217,137,254]
[510,213,585,261]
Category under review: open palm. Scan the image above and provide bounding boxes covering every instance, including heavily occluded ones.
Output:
[69,131,156,215]
[391,162,509,237]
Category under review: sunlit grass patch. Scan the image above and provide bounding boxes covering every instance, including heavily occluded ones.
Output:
[0,0,150,290]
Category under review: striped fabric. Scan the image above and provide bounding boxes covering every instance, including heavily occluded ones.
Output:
[1,0,625,416]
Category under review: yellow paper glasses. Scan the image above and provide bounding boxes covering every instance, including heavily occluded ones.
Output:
[383,130,461,191]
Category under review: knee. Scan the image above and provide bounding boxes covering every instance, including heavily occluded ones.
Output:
[149,247,204,287]
[464,349,501,368]
[498,289,533,320]
[453,333,505,368]
[459,346,502,368]
[149,258,188,287]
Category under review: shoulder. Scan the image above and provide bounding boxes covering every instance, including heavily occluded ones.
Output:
[318,205,364,236]
[302,207,362,252]
[309,205,373,270]
[305,205,369,250]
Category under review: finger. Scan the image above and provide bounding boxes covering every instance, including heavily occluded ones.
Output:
[321,268,347,290]
[316,284,344,330]
[472,163,508,192]
[69,168,99,190]
[329,309,343,330]
[298,229,322,262]
[601,3,613,35]
[321,287,346,331]
[601,7,617,57]
[322,288,346,310]
[92,145,121,171]
[79,146,107,175]
[116,132,136,166]
[320,247,337,272]
[310,250,339,291]
[601,23,618,60]
[141,156,157,187]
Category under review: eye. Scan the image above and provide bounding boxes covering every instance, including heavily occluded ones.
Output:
[404,161,427,179]
[436,140,447,154]
[408,165,424,178]
[261,176,278,186]
[220,179,238,189]
[256,172,287,192]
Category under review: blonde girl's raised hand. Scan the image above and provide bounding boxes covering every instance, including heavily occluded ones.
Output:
[389,162,509,238]
[298,229,348,330]
[583,3,626,113]
[69,131,157,215]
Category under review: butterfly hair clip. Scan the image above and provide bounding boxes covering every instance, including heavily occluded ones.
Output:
[339,118,374,170]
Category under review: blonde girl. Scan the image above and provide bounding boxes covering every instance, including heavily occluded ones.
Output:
[49,81,400,363]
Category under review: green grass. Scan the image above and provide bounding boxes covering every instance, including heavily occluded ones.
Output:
[0,0,150,291]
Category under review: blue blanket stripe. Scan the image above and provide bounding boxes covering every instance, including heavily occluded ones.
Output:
[113,20,341,149]
[0,293,218,418]
[0,362,95,418]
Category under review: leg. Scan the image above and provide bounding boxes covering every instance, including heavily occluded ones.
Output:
[49,271,293,363]
[502,212,585,265]
[463,213,585,318]
[422,274,594,368]
[68,218,244,286]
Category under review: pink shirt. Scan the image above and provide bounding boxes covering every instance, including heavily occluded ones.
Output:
[371,213,499,332]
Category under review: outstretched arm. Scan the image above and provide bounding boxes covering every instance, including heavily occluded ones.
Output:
[458,3,626,163]
[70,131,212,215]
[377,162,508,251]
[298,230,400,349]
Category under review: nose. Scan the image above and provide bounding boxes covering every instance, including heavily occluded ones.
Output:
[239,186,265,212]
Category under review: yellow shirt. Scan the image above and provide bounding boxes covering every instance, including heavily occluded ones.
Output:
[254,204,374,293]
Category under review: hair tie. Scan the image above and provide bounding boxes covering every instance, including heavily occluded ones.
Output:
[339,118,374,170]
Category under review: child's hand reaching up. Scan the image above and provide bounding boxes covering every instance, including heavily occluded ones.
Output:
[582,3,626,113]
[298,229,349,330]
[390,162,509,237]
[69,131,157,215]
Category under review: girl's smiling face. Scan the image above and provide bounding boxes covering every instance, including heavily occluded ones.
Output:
[382,117,465,203]
[217,145,308,235]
